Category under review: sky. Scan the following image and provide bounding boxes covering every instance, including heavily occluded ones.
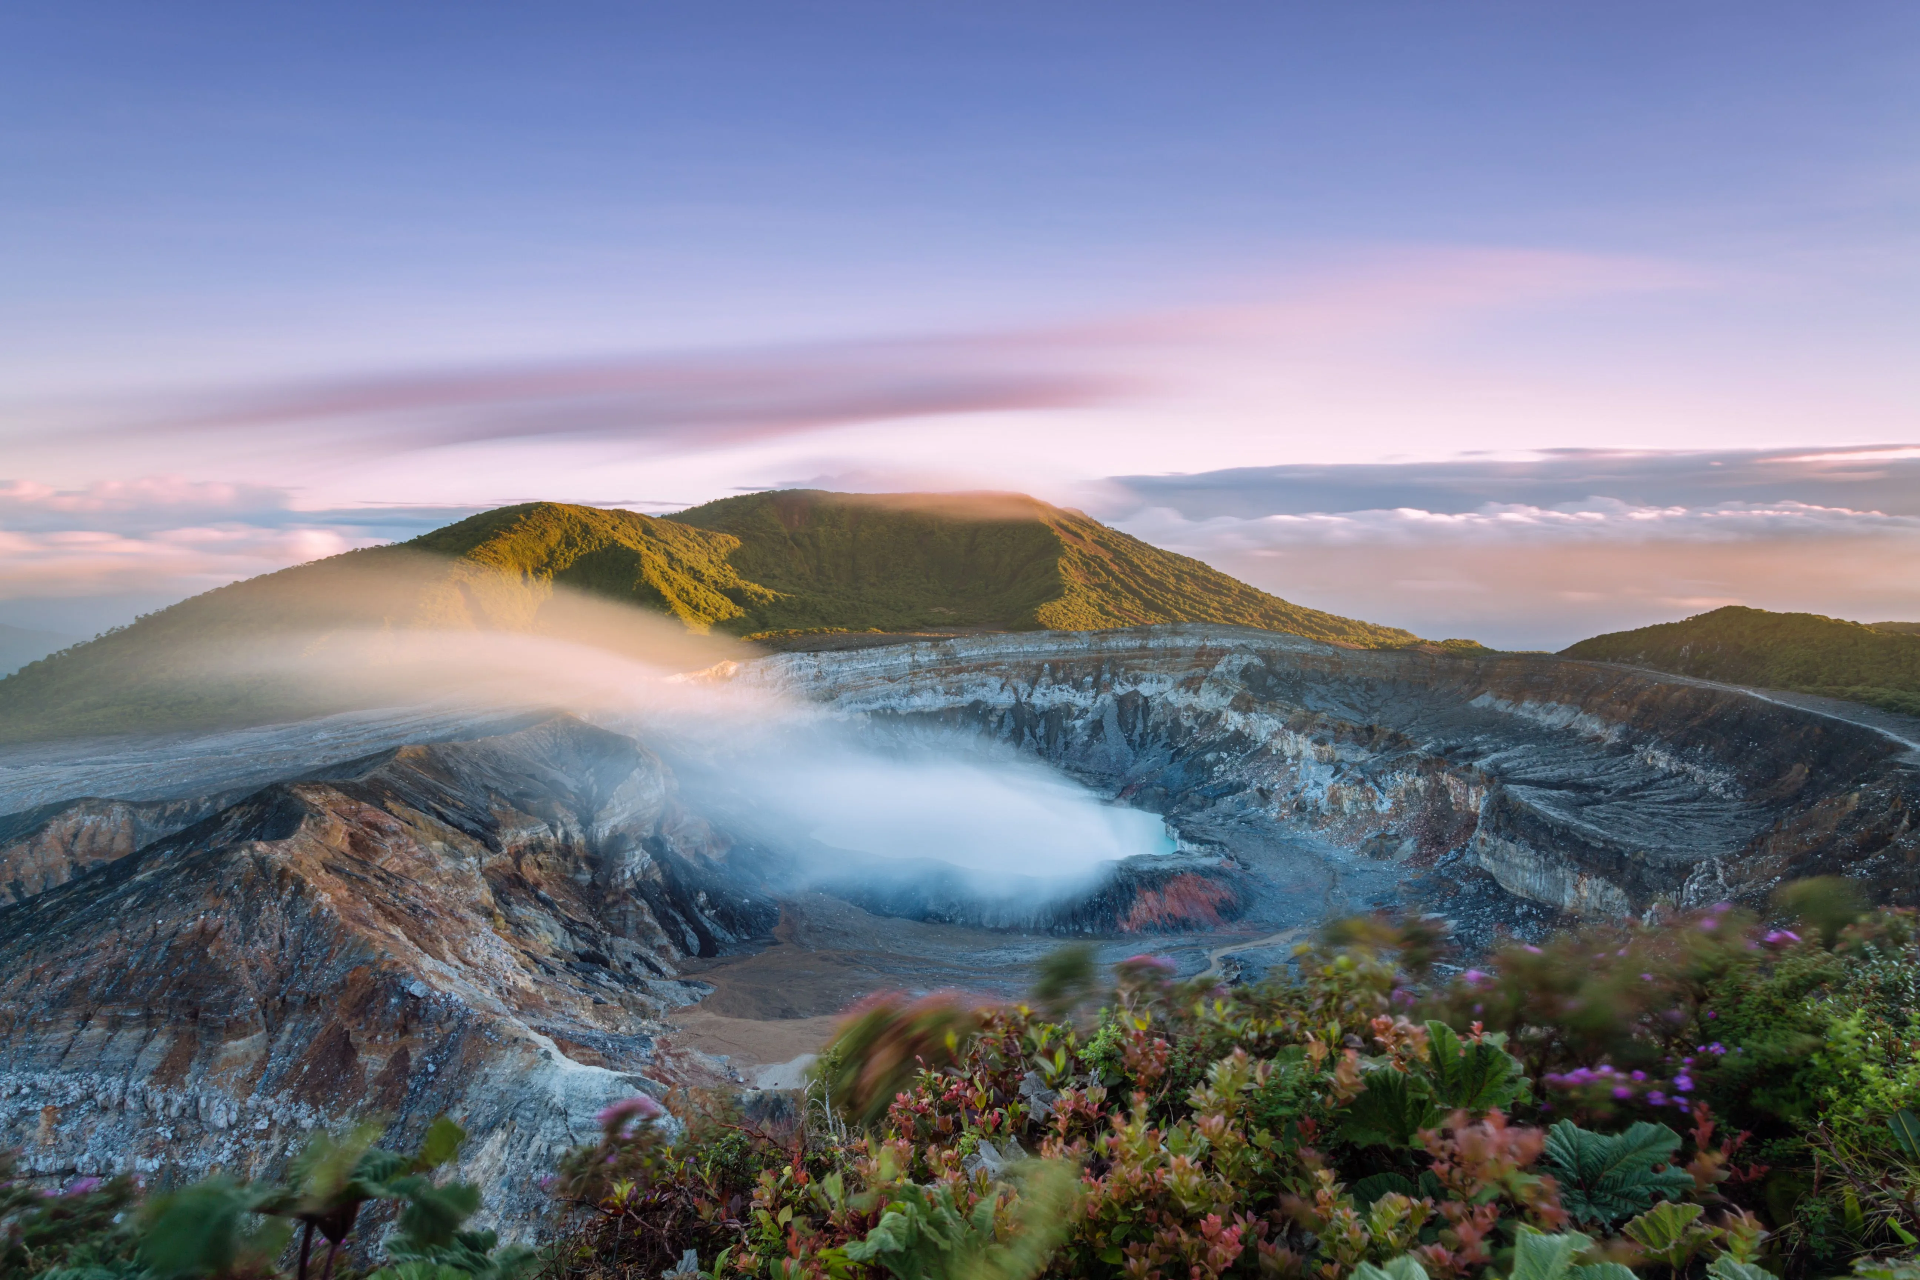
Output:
[1,2,1916,650]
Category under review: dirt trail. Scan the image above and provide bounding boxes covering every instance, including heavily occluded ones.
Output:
[1199,927,1306,979]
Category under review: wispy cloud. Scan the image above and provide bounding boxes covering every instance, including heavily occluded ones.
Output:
[1107,446,1920,520]
[5,245,1693,476]
[1103,451,1920,649]
[110,349,1124,459]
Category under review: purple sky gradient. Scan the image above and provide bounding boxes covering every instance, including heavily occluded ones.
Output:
[0,3,1915,648]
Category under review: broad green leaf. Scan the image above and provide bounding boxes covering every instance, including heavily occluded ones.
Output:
[1624,1201,1710,1264]
[1338,1070,1441,1148]
[137,1179,290,1280]
[1544,1120,1693,1227]
[1351,1172,1418,1207]
[1707,1258,1776,1280]
[1891,1111,1920,1161]
[1572,1265,1639,1280]
[1421,1021,1528,1111]
[1353,1259,1429,1280]
[1509,1225,1595,1280]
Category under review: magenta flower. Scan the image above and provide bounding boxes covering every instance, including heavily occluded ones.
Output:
[1462,969,1487,987]
[62,1177,102,1197]
[1673,1074,1694,1092]
[1762,929,1801,947]
[1613,1086,1633,1099]
[1647,1091,1667,1105]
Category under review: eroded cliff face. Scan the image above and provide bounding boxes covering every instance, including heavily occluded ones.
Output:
[0,718,776,1226]
[0,795,228,905]
[740,625,1920,916]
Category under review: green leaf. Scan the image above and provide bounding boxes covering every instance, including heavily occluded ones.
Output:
[1422,1020,1528,1112]
[1351,1172,1419,1207]
[136,1179,291,1280]
[1338,1070,1441,1148]
[1508,1225,1595,1280]
[1623,1202,1713,1267]
[1890,1110,1920,1161]
[1353,1259,1429,1280]
[1706,1258,1776,1280]
[1544,1120,1694,1227]
[1571,1265,1639,1280]
[416,1117,467,1171]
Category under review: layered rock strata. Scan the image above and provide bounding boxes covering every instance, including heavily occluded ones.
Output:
[0,718,774,1225]
[742,625,1920,915]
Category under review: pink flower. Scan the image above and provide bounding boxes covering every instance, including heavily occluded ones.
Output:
[1613,1086,1633,1100]
[596,1094,665,1132]
[1647,1091,1667,1105]
[1763,930,1801,947]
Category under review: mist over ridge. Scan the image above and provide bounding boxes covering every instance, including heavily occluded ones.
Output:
[0,490,1458,743]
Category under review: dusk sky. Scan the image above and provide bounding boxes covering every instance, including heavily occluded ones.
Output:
[2,3,1916,649]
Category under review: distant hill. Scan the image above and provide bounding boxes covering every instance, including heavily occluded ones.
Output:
[1871,621,1920,636]
[0,623,75,677]
[0,492,1444,740]
[1562,605,1920,717]
[666,490,1424,643]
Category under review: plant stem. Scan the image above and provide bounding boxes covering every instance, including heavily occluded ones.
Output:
[297,1220,315,1280]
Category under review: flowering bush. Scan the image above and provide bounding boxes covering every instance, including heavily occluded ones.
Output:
[544,885,1920,1280]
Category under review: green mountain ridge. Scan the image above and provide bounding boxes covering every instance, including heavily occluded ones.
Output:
[0,491,1458,741]
[1561,604,1920,718]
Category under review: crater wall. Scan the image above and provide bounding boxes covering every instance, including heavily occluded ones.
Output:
[740,625,1920,916]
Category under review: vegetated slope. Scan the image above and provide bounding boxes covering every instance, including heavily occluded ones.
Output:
[0,495,1431,740]
[1871,620,1920,635]
[0,622,74,676]
[0,504,754,740]
[1562,604,1920,716]
[665,489,1425,644]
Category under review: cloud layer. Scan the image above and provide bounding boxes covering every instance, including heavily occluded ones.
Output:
[1105,450,1920,649]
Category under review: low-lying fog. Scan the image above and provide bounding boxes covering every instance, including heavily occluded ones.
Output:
[2,570,1178,904]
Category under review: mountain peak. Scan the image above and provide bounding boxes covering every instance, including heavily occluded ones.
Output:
[0,491,1430,739]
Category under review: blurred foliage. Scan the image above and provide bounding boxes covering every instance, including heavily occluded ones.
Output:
[1,1119,529,1280]
[536,884,1920,1280]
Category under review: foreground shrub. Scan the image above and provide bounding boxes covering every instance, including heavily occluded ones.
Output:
[0,1119,528,1280]
[546,886,1920,1280]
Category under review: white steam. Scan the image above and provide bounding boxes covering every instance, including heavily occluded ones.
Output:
[177,579,1174,896]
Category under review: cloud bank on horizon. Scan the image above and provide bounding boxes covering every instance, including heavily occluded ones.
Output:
[0,3,1914,649]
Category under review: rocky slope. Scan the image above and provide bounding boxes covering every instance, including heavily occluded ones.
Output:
[0,718,776,1225]
[738,624,1920,917]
